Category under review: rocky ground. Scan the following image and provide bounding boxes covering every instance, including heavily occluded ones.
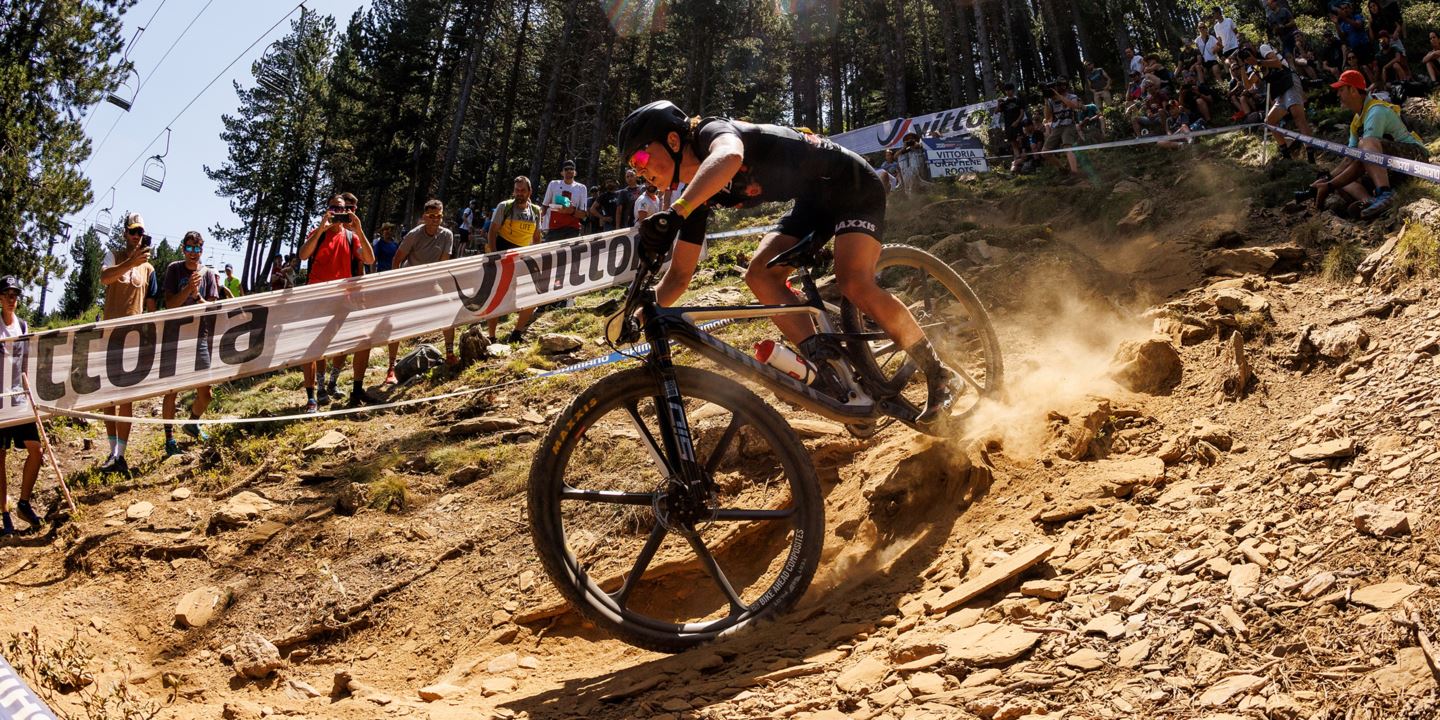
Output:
[4,145,1440,720]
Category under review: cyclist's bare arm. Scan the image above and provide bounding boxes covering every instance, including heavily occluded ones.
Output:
[655,133,744,305]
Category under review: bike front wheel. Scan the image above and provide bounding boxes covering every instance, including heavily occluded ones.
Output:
[528,366,824,653]
[841,244,1004,429]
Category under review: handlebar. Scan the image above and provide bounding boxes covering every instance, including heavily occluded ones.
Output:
[605,239,665,345]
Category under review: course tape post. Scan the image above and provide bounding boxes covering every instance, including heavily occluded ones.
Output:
[0,654,57,720]
[1269,125,1440,183]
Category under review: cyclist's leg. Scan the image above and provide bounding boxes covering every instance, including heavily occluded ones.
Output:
[833,234,925,348]
[745,232,814,346]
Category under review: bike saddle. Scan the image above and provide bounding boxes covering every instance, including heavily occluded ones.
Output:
[765,234,824,269]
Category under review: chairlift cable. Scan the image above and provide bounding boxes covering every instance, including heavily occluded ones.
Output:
[79,0,172,132]
[75,1,307,223]
[81,0,220,177]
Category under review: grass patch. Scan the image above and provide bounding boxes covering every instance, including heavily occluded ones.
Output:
[367,475,410,512]
[1321,240,1366,283]
[1396,221,1440,275]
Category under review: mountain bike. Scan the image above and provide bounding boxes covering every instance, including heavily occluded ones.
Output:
[527,235,1003,652]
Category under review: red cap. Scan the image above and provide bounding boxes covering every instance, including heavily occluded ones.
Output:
[1330,70,1367,91]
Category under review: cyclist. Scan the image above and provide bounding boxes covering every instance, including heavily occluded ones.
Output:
[616,100,960,426]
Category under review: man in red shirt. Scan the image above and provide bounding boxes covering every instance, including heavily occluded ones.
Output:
[298,192,377,411]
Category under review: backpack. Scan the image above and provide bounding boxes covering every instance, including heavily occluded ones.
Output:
[395,343,445,383]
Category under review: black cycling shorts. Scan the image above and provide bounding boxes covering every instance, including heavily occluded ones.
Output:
[773,176,887,245]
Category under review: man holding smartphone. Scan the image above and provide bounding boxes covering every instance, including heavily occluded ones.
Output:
[298,192,376,412]
[95,213,157,476]
[160,231,231,456]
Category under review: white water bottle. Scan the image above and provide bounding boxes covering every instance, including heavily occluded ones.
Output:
[755,340,818,385]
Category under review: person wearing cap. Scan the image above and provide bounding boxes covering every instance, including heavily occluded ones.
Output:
[541,160,588,242]
[896,130,928,195]
[160,231,231,457]
[997,83,1028,160]
[1244,44,1314,161]
[96,213,158,477]
[0,275,43,534]
[1310,69,1429,219]
[222,263,243,298]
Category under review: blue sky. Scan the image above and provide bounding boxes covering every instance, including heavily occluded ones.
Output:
[51,0,368,311]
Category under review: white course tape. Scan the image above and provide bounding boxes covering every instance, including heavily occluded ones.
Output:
[705,226,779,240]
[0,654,57,720]
[993,122,1262,160]
[1269,125,1440,183]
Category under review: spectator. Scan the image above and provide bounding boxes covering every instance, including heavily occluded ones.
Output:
[541,159,588,242]
[1197,22,1224,85]
[395,199,458,366]
[1132,91,1169,135]
[373,222,400,272]
[1248,44,1315,160]
[268,253,290,291]
[1311,69,1429,219]
[297,192,376,411]
[998,82,1028,161]
[1041,78,1082,176]
[1378,31,1410,83]
[373,221,402,384]
[1078,101,1105,139]
[96,212,157,476]
[1213,7,1242,60]
[1335,2,1376,80]
[1421,31,1440,81]
[1010,118,1046,174]
[457,200,475,256]
[1267,0,1302,58]
[485,176,543,344]
[1292,34,1322,80]
[1084,63,1112,106]
[634,182,661,222]
[222,263,243,298]
[0,275,42,534]
[896,131,929,193]
[877,149,901,190]
[1125,47,1144,77]
[160,232,230,457]
[589,180,619,234]
[1368,0,1404,45]
[1178,71,1216,124]
[614,169,641,229]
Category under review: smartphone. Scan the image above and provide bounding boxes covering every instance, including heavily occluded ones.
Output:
[332,212,352,224]
[141,234,152,248]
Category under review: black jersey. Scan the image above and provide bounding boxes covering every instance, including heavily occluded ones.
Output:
[677,117,882,244]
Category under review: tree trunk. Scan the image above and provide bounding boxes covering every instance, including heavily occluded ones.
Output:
[882,0,909,117]
[827,32,844,134]
[584,29,616,182]
[437,0,494,201]
[1037,0,1071,80]
[935,0,963,106]
[974,0,997,98]
[914,0,938,109]
[495,0,533,193]
[997,0,1021,85]
[955,0,977,102]
[530,0,582,182]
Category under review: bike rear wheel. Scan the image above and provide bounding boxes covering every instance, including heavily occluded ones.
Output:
[528,366,823,653]
[841,244,1004,429]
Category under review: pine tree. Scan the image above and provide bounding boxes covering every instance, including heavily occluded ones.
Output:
[57,229,105,320]
[0,0,136,284]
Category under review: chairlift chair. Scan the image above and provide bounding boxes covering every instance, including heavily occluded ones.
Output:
[141,128,170,192]
[107,66,139,111]
[92,187,116,235]
[255,42,293,96]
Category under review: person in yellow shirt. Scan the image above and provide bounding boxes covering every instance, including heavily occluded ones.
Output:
[485,175,543,343]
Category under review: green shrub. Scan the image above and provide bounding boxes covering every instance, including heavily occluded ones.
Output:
[1320,240,1365,283]
[367,475,410,512]
[1396,221,1440,274]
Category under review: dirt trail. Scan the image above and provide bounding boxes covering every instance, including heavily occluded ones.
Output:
[5,151,1440,720]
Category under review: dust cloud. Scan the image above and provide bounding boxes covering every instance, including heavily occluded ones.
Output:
[961,278,1152,461]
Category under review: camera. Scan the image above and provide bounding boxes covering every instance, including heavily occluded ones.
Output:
[332,212,352,224]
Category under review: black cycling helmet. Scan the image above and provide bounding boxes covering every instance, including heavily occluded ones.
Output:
[617,100,689,190]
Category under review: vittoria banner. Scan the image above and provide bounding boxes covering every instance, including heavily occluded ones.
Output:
[0,229,639,428]
[831,99,999,156]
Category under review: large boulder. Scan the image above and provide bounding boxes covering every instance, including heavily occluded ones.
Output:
[1203,248,1278,277]
[1310,322,1370,359]
[1110,337,1183,395]
[231,633,284,679]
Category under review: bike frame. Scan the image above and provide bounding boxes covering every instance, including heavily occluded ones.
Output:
[630,264,921,493]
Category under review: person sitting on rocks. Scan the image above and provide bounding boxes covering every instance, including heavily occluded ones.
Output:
[1310,69,1430,219]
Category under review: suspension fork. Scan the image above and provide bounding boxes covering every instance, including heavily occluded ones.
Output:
[641,314,710,498]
